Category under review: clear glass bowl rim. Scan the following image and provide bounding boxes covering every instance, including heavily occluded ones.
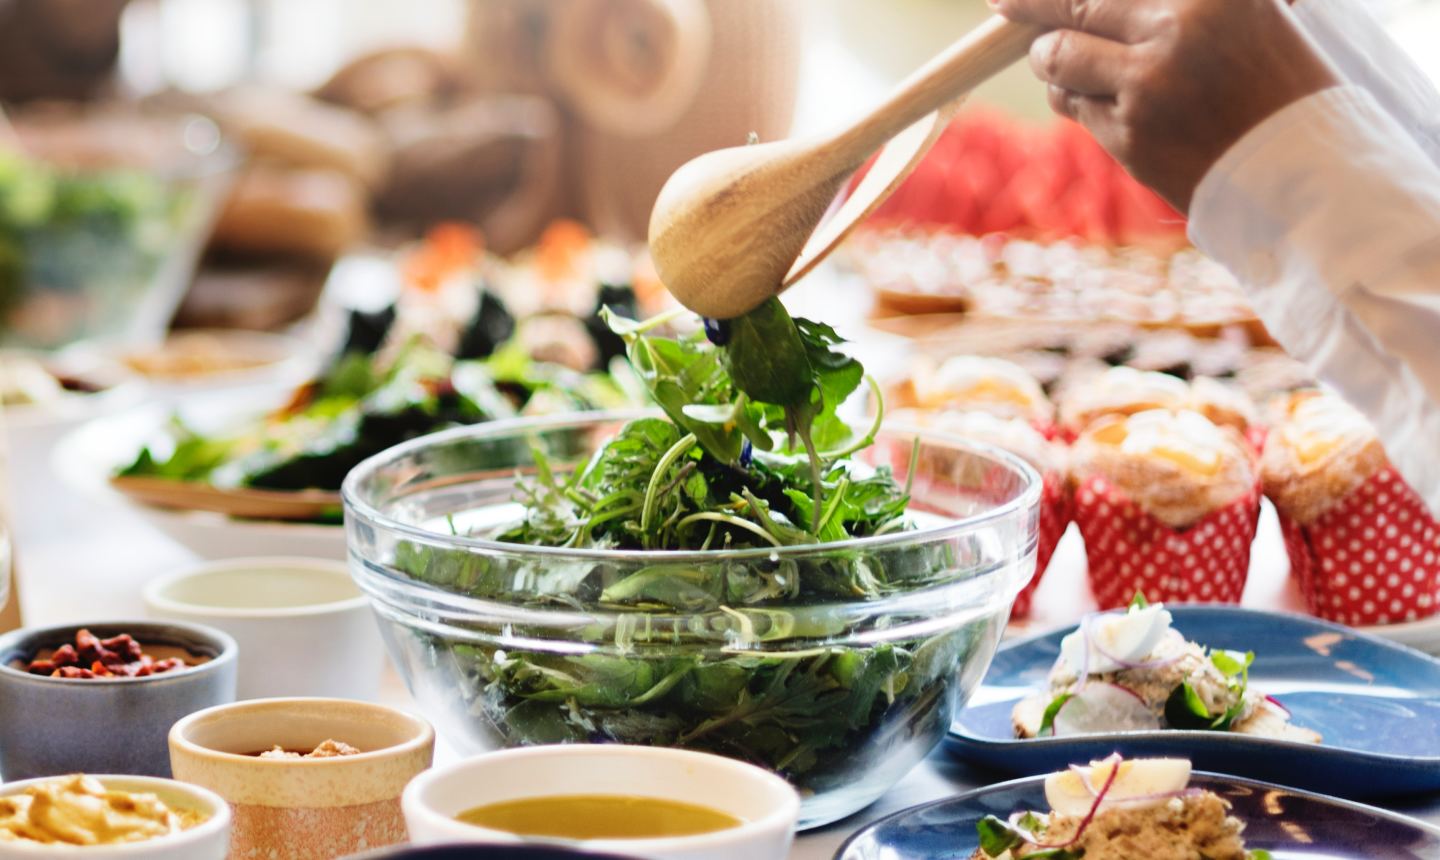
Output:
[340,408,1043,564]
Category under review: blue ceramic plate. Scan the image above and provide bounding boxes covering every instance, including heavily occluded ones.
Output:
[835,772,1440,859]
[946,606,1440,797]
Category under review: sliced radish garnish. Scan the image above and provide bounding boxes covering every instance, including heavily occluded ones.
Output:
[1052,682,1162,737]
[1264,695,1292,717]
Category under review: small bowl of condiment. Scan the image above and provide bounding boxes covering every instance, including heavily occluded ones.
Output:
[143,557,386,701]
[0,773,231,858]
[402,746,800,860]
[0,621,237,780]
[168,697,434,860]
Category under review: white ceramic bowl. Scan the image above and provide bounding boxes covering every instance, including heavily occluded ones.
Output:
[403,746,800,860]
[51,390,345,561]
[143,557,384,701]
[0,774,231,858]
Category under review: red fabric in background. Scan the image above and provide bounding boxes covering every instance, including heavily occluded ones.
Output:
[856,111,1186,244]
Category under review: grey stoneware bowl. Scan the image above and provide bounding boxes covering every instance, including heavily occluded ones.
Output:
[0,619,237,779]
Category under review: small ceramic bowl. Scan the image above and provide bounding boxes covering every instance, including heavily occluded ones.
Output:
[169,698,435,860]
[0,621,238,779]
[0,774,231,858]
[402,746,800,860]
[143,557,385,701]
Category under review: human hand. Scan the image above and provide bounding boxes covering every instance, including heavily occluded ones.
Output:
[992,0,1339,212]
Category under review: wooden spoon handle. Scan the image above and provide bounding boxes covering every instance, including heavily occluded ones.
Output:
[833,16,1042,164]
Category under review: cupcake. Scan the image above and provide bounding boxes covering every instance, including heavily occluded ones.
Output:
[893,410,1070,617]
[1059,367,1254,437]
[891,356,1053,426]
[1262,391,1439,625]
[1071,409,1260,608]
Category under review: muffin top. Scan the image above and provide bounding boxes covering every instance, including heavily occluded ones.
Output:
[1261,391,1388,524]
[1061,367,1254,433]
[1074,409,1255,528]
[900,355,1053,423]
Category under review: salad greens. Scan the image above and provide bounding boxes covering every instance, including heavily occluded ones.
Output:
[119,337,631,505]
[1164,648,1255,731]
[385,299,1001,796]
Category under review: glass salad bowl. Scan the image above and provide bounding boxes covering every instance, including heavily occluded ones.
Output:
[343,411,1040,828]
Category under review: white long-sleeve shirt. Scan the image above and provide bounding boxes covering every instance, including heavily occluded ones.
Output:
[1186,0,1440,516]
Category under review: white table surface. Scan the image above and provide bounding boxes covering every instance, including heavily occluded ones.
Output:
[13,488,1440,858]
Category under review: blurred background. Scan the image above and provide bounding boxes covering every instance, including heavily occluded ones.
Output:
[0,0,1435,347]
[0,0,1437,628]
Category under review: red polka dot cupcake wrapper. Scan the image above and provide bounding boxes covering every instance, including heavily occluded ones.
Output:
[1074,475,1260,609]
[1012,472,1072,618]
[1278,465,1440,627]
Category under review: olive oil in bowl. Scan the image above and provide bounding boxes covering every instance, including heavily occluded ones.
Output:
[456,795,742,840]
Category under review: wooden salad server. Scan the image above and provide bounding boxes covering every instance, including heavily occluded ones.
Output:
[648,15,1042,320]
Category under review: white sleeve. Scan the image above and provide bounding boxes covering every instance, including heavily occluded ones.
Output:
[1188,85,1440,516]
[1291,0,1440,166]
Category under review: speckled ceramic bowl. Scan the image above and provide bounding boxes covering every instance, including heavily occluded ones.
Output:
[0,620,238,780]
[0,774,231,858]
[168,698,435,860]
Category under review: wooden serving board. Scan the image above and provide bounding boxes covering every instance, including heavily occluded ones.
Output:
[110,476,341,521]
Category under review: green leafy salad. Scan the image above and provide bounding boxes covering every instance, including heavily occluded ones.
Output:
[118,339,631,516]
[384,299,1004,798]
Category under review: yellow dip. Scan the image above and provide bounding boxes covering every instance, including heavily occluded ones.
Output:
[0,775,204,845]
[457,794,742,839]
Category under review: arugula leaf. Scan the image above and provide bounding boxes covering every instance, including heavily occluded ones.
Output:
[1038,692,1074,737]
[722,298,813,407]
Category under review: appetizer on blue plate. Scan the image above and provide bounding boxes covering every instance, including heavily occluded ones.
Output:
[1012,598,1319,743]
[971,756,1266,860]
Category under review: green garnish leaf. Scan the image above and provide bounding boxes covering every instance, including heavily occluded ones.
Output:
[1248,851,1274,860]
[1164,681,1214,730]
[1128,591,1149,609]
[976,815,1028,857]
[1038,692,1074,737]
[1210,650,1254,679]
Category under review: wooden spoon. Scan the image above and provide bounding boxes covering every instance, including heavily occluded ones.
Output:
[648,15,1041,319]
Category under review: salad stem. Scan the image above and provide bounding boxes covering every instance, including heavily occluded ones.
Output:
[641,432,698,544]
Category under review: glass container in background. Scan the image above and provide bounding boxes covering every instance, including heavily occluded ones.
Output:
[0,113,235,349]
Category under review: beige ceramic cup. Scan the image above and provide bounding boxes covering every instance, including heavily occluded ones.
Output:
[168,698,435,860]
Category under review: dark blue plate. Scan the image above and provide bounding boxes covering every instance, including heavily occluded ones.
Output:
[835,772,1440,859]
[946,606,1440,798]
